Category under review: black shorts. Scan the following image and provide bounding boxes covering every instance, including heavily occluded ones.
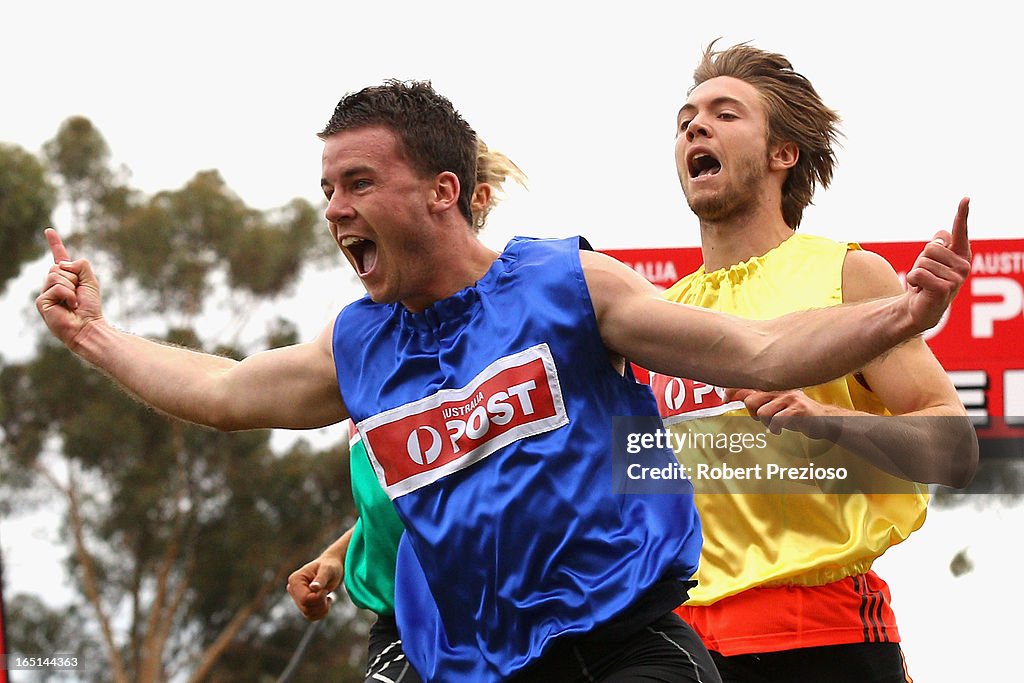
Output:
[711,642,912,683]
[370,580,719,683]
[511,605,722,682]
[365,614,422,683]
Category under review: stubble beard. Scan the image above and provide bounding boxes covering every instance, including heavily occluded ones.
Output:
[683,156,765,224]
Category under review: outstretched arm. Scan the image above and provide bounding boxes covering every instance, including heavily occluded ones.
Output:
[587,198,972,395]
[726,236,978,488]
[36,228,347,431]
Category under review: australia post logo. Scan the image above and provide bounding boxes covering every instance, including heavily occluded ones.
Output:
[357,344,569,499]
[647,371,745,425]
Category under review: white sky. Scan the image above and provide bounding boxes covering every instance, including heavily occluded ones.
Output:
[2,0,1022,677]
[3,1,1021,253]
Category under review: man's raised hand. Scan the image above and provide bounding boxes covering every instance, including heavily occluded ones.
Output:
[35,228,104,349]
[905,197,973,333]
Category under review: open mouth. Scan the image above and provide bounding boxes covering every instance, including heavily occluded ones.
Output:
[341,236,378,276]
[688,153,722,179]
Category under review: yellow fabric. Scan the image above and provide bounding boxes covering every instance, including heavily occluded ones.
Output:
[663,233,928,606]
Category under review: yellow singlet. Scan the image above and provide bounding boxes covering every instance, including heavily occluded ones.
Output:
[658,233,927,606]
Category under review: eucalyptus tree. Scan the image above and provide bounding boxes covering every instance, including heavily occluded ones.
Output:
[2,118,369,682]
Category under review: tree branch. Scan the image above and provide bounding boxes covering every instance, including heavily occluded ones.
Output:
[139,421,193,683]
[186,547,310,683]
[60,467,131,683]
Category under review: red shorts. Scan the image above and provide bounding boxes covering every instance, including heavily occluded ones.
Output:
[675,570,901,656]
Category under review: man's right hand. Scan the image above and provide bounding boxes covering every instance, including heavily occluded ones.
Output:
[36,228,105,350]
[287,555,344,621]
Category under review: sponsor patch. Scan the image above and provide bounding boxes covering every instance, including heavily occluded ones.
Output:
[357,343,569,498]
[648,371,745,425]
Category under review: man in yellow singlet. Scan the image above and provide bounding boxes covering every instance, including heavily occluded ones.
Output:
[654,40,979,683]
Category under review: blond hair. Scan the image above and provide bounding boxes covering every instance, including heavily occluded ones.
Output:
[472,139,528,231]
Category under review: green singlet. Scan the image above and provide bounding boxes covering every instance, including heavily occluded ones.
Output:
[345,430,405,616]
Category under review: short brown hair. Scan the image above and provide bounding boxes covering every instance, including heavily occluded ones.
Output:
[320,80,478,224]
[692,41,841,228]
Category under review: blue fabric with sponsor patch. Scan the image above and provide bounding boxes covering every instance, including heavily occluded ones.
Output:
[332,236,702,682]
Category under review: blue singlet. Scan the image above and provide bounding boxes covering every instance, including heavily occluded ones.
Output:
[332,236,701,682]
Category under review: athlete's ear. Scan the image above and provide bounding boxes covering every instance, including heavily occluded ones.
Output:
[429,171,461,215]
[769,141,799,171]
[471,183,492,217]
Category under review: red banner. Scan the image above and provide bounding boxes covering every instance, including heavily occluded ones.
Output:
[603,239,1024,441]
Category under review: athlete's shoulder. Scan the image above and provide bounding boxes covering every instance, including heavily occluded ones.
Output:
[841,247,904,303]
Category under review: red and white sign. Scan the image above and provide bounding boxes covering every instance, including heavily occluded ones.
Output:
[358,343,569,499]
[603,239,1024,441]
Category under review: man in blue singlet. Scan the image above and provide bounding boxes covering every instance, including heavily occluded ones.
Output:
[36,80,972,683]
[287,139,528,683]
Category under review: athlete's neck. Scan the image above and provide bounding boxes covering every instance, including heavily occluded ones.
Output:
[401,236,499,313]
[698,207,795,273]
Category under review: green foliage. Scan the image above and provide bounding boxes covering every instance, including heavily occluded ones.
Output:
[187,438,350,626]
[225,198,324,297]
[43,116,112,210]
[1,594,106,682]
[1,331,363,680]
[39,116,332,317]
[85,169,327,315]
[0,355,48,469]
[0,142,57,293]
[1,116,361,682]
[206,610,372,682]
[265,318,301,349]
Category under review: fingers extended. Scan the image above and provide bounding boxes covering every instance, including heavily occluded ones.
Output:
[44,228,71,263]
[950,197,971,258]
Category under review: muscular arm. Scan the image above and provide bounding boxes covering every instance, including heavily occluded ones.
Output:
[36,229,347,431]
[730,249,978,487]
[75,320,344,431]
[585,249,951,392]
[587,198,971,394]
